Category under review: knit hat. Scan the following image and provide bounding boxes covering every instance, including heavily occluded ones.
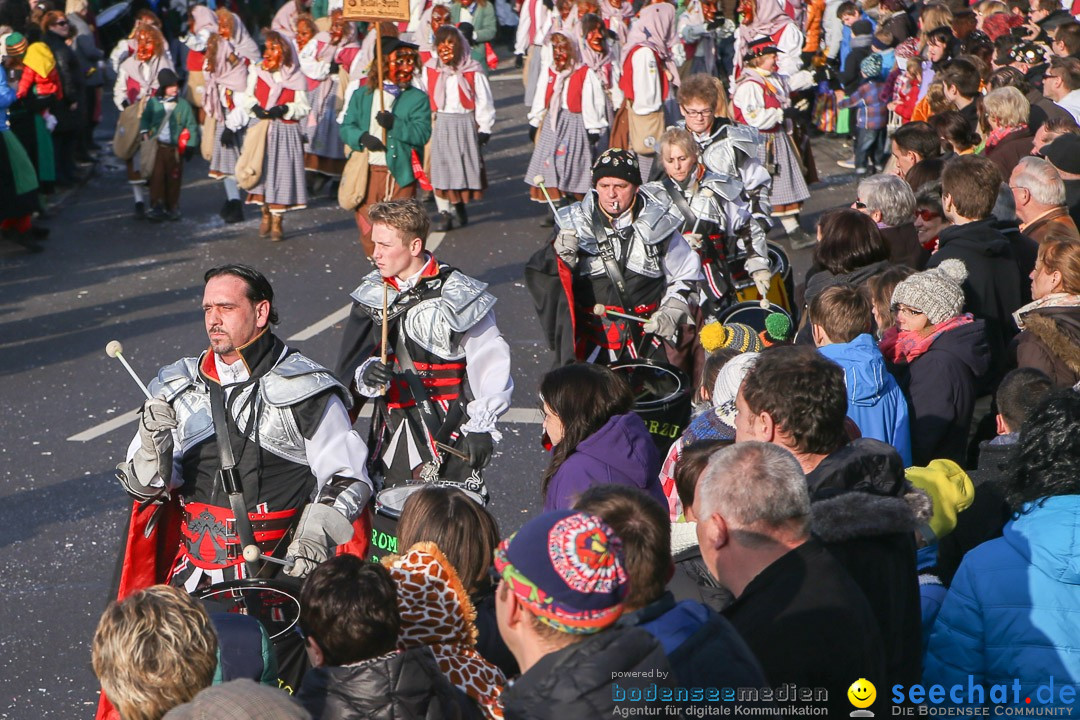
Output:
[890,259,968,324]
[493,510,629,635]
[759,312,792,347]
[904,459,974,542]
[157,67,179,94]
[698,321,763,353]
[712,351,760,427]
[592,148,642,186]
[860,52,883,79]
[162,679,310,720]
[1,32,28,58]
[1043,134,1080,175]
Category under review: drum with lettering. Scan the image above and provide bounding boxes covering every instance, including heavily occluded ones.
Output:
[371,484,485,564]
[609,360,692,455]
[97,1,134,56]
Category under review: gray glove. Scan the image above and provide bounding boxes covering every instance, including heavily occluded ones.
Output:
[751,268,772,300]
[554,229,579,267]
[683,232,703,251]
[284,503,355,578]
[643,300,687,341]
[130,397,177,489]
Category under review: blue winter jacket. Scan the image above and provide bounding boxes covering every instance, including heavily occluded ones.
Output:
[923,495,1080,705]
[819,334,912,466]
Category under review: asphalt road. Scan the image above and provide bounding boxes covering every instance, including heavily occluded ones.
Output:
[0,61,860,718]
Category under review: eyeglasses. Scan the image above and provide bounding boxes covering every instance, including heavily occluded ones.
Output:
[891,303,925,317]
[681,108,713,118]
[1045,73,1060,81]
[915,208,940,221]
[853,200,867,209]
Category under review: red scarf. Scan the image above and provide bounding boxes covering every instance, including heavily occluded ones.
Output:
[879,313,974,364]
[986,123,1027,149]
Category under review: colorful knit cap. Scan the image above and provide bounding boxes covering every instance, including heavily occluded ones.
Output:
[493,511,628,635]
[2,32,28,58]
[758,312,792,347]
[699,321,763,354]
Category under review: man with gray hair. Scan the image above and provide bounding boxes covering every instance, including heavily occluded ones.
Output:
[694,442,884,716]
[1009,156,1080,245]
[858,173,930,269]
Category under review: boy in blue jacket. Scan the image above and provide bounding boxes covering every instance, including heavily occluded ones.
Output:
[810,283,912,465]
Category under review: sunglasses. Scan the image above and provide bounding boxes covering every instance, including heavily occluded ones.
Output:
[53,19,69,26]
[915,208,939,221]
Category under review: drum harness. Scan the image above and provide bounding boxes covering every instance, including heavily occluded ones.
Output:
[660,176,734,304]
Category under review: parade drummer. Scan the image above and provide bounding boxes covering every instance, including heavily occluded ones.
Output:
[526,148,702,371]
[645,127,771,321]
[335,200,513,494]
[116,265,373,591]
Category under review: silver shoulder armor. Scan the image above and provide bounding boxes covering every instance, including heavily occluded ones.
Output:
[725,124,764,158]
[261,353,350,409]
[440,271,497,332]
[558,195,599,252]
[701,171,745,203]
[403,272,497,359]
[148,357,200,402]
[633,189,683,245]
[349,269,401,313]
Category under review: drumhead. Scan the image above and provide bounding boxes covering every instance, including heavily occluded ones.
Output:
[376,484,484,519]
[766,242,790,276]
[196,579,302,641]
[717,301,793,333]
[610,361,688,410]
[97,0,132,25]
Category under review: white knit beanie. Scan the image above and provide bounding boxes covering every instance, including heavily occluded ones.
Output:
[890,259,969,325]
[713,352,760,427]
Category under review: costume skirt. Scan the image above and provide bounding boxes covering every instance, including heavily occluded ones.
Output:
[430,111,485,191]
[305,76,346,164]
[248,122,308,208]
[209,120,245,177]
[524,43,542,107]
[525,111,593,196]
[760,130,809,207]
[0,131,40,220]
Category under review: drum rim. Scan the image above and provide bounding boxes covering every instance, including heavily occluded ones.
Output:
[609,360,689,410]
[195,579,303,640]
[376,484,485,514]
[96,0,133,24]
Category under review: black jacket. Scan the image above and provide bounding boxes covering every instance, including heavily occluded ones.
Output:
[880,222,930,271]
[618,592,766,695]
[723,539,886,717]
[297,648,482,720]
[928,219,1022,384]
[501,627,674,720]
[889,319,992,465]
[669,543,734,612]
[806,439,930,689]
[1064,179,1080,230]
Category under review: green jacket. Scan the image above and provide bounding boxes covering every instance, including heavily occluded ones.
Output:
[451,1,496,67]
[339,84,432,188]
[139,95,200,150]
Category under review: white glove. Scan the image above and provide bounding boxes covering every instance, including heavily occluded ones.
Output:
[751,269,772,300]
[643,301,686,341]
[683,232,703,251]
[284,503,356,578]
[794,97,810,112]
[131,397,177,489]
[554,229,579,267]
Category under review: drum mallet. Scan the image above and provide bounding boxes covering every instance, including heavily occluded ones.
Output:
[105,340,153,400]
[688,188,715,236]
[533,175,562,221]
[593,303,648,324]
[243,545,296,572]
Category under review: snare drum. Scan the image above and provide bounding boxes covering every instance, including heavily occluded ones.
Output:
[728,242,794,313]
[717,300,794,334]
[371,484,485,564]
[610,360,692,455]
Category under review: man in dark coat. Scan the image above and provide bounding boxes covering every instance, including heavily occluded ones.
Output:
[932,155,1024,385]
[1042,133,1080,231]
[694,442,886,717]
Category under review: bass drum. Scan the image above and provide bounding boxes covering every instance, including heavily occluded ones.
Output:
[717,300,794,334]
[96,0,134,58]
[727,242,794,314]
[371,484,485,564]
[196,578,307,694]
[610,360,692,455]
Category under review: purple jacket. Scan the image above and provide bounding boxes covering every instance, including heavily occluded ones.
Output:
[544,413,665,511]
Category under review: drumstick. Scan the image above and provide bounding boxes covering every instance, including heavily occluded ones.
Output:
[593,304,648,324]
[689,188,715,236]
[533,174,561,220]
[243,545,295,572]
[435,441,471,462]
[105,340,153,400]
[380,281,389,396]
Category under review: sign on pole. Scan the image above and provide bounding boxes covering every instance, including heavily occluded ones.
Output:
[342,0,410,22]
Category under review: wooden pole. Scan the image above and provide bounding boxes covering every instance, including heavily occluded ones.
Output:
[380,280,389,396]
[375,29,386,145]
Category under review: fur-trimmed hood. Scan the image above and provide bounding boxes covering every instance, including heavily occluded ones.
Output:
[1022,306,1080,377]
[811,487,932,543]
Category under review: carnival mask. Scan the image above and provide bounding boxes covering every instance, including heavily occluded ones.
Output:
[436,37,457,65]
[586,26,605,52]
[388,48,417,85]
[135,30,155,62]
[578,0,599,18]
[217,13,232,39]
[609,0,623,9]
[295,21,315,49]
[552,35,572,69]
[738,0,754,23]
[431,6,451,33]
[702,0,717,22]
[329,11,346,44]
[558,0,573,20]
[263,38,284,71]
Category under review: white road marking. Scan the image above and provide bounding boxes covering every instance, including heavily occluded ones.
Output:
[490,73,523,81]
[67,410,140,442]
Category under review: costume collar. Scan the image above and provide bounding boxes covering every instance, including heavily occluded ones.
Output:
[199,328,281,385]
[385,253,439,291]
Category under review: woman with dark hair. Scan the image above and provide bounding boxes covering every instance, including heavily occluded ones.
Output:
[539,363,664,511]
[924,389,1080,699]
[804,208,891,305]
[929,109,980,154]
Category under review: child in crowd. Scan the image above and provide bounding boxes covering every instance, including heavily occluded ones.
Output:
[837,53,889,174]
[138,68,199,221]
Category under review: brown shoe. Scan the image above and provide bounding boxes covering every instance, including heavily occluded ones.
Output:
[269,212,284,242]
[259,205,272,238]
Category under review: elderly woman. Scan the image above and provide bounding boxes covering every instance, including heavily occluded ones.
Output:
[857,173,930,270]
[983,86,1034,180]
[1011,237,1080,387]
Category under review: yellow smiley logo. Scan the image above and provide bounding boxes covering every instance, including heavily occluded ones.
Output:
[848,678,876,709]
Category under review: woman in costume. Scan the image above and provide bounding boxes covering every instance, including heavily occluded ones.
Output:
[203,27,251,224]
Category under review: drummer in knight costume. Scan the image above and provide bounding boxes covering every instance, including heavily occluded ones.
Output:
[117,264,373,590]
[335,199,513,492]
[527,148,702,370]
[645,127,771,321]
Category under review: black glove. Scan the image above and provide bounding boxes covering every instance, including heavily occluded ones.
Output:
[707,17,723,29]
[782,106,799,119]
[529,125,537,142]
[220,127,236,148]
[463,432,494,469]
[121,99,131,109]
[587,131,600,145]
[478,132,490,146]
[457,21,476,42]
[542,0,553,9]
[183,146,195,161]
[514,54,524,68]
[253,105,270,119]
[329,61,340,74]
[375,110,395,130]
[360,360,394,387]
[360,131,386,152]
[266,104,289,119]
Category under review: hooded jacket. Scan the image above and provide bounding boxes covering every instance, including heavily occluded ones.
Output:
[889,319,992,466]
[669,521,734,612]
[928,220,1022,383]
[1014,305,1080,388]
[808,439,932,688]
[819,334,913,466]
[923,495,1080,702]
[544,412,664,511]
[297,647,482,720]
[500,627,675,720]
